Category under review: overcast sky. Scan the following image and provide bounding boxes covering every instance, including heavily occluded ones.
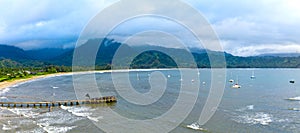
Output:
[0,0,300,56]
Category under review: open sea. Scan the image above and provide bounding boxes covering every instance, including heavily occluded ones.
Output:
[0,68,300,133]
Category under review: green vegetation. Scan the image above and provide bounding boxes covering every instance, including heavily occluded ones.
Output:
[130,50,177,69]
[0,65,72,82]
[1,38,300,82]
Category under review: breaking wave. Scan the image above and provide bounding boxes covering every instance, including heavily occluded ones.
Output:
[60,105,103,122]
[0,88,10,95]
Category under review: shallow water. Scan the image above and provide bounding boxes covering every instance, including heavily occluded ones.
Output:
[0,69,300,133]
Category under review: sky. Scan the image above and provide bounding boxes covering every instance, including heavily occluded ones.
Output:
[0,0,300,56]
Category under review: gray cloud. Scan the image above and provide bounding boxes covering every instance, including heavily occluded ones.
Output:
[0,0,116,49]
[184,0,300,56]
[0,0,300,56]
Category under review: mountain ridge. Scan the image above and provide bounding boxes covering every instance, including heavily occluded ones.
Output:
[1,39,300,68]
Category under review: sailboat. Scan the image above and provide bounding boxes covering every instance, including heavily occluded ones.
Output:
[231,76,241,88]
[250,71,256,79]
[229,72,234,83]
[136,72,140,80]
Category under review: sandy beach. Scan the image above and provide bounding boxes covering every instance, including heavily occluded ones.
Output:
[0,69,167,91]
[0,72,69,91]
[0,70,110,91]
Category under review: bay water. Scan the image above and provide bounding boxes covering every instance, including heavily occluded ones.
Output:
[0,69,300,133]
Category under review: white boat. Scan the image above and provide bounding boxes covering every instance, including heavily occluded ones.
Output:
[232,83,241,88]
[186,123,206,131]
[250,71,256,79]
[288,108,300,111]
[286,96,300,101]
[231,76,241,88]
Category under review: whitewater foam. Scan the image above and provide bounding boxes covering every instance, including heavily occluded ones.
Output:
[6,108,40,118]
[0,96,7,99]
[247,105,254,110]
[0,88,10,95]
[60,105,102,122]
[1,106,85,132]
[35,110,82,133]
[16,128,44,133]
[234,112,272,126]
[45,126,77,133]
[2,124,12,131]
[237,105,255,111]
[37,122,76,133]
[87,116,103,122]
[11,78,43,88]
[39,110,82,123]
[2,121,19,131]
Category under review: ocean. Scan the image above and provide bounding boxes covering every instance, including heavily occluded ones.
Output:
[0,69,300,133]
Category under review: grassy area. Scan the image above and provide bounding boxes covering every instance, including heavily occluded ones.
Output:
[0,77,7,82]
[0,66,71,83]
[0,72,57,82]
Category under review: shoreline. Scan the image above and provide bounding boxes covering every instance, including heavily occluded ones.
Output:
[1,67,298,91]
[0,72,71,91]
[0,68,170,91]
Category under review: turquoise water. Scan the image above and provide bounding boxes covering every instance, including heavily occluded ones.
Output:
[0,69,300,133]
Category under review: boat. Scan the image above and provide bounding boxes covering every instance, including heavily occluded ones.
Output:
[290,80,295,83]
[186,123,207,131]
[286,96,300,101]
[231,76,241,88]
[250,71,256,79]
[229,72,234,83]
[232,83,241,88]
[288,108,300,111]
[136,72,140,80]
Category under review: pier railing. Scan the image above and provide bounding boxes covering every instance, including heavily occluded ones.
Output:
[0,96,117,107]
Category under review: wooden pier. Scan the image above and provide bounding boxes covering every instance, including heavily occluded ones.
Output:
[0,96,117,108]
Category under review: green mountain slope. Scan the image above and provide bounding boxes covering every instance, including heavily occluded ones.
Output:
[1,39,300,68]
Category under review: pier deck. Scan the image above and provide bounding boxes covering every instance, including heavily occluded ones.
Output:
[0,96,117,107]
